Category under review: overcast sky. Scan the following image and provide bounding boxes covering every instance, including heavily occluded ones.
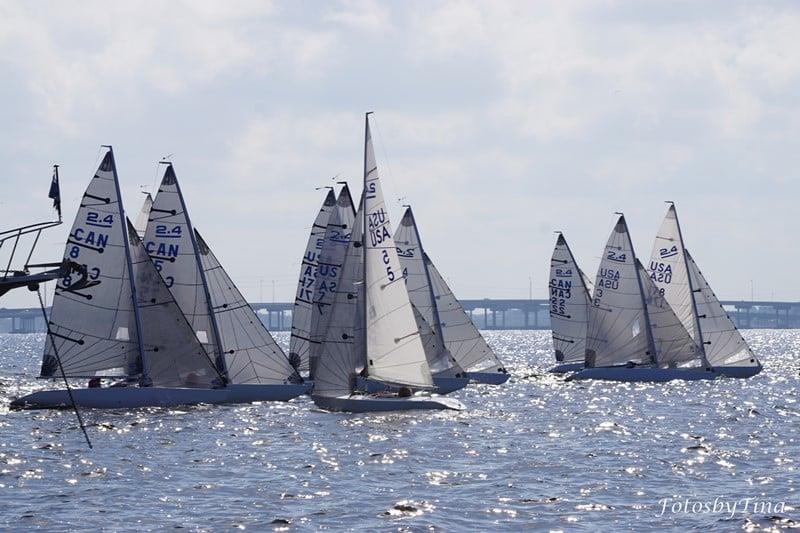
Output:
[2,1,799,308]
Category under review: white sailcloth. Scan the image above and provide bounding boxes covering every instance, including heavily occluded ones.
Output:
[411,303,459,375]
[686,250,759,368]
[128,220,220,388]
[647,205,698,342]
[308,187,356,376]
[394,207,463,376]
[195,230,299,384]
[363,117,432,388]
[143,164,224,378]
[549,233,591,364]
[638,260,702,367]
[586,216,654,367]
[311,200,365,397]
[289,189,336,373]
[134,193,153,237]
[426,259,502,372]
[40,150,141,379]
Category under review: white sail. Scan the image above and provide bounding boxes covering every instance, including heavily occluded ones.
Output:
[549,233,591,364]
[686,250,759,368]
[128,220,220,388]
[411,303,459,375]
[311,200,365,397]
[289,189,336,373]
[394,207,464,375]
[638,260,702,367]
[195,230,299,385]
[648,205,699,342]
[586,216,654,367]
[143,164,224,379]
[425,259,502,372]
[308,186,356,376]
[40,150,142,379]
[363,116,432,388]
[134,193,153,237]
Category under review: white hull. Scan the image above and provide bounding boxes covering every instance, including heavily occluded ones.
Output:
[11,383,311,410]
[467,371,510,385]
[311,394,465,413]
[566,366,717,383]
[548,362,584,374]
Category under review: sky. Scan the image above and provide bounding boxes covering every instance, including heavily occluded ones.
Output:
[1,0,799,308]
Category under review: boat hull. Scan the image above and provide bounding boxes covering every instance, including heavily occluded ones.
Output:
[566,366,718,383]
[356,375,469,395]
[11,383,310,410]
[467,371,510,385]
[311,394,465,413]
[712,364,763,378]
[548,362,584,374]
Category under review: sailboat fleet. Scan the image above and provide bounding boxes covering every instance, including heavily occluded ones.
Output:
[12,114,511,412]
[549,207,762,382]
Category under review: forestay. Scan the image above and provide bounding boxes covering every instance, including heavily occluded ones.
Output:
[586,216,654,367]
[308,187,356,376]
[686,250,760,368]
[311,199,365,397]
[638,261,701,367]
[363,117,432,388]
[143,164,224,378]
[129,220,219,388]
[41,150,141,379]
[195,230,299,385]
[290,189,336,373]
[549,233,591,364]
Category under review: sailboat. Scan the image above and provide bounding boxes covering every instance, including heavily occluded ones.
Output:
[548,233,592,374]
[310,113,464,412]
[308,185,356,379]
[12,149,254,409]
[568,215,716,382]
[394,208,508,385]
[289,189,337,374]
[391,207,470,392]
[142,163,309,401]
[648,204,762,378]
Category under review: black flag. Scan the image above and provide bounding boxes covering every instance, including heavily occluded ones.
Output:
[48,166,61,220]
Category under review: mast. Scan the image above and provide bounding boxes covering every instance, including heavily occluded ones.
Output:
[408,207,446,343]
[105,146,149,384]
[621,214,658,366]
[167,162,229,384]
[668,202,709,367]
[362,112,371,376]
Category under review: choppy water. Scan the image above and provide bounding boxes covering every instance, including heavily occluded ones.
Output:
[0,330,798,531]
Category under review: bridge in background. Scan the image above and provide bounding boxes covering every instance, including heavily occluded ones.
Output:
[2,299,799,333]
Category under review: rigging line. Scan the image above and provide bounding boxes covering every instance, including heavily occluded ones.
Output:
[369,115,402,220]
[37,289,93,450]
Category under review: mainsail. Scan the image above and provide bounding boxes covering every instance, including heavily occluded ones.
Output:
[308,186,355,376]
[549,233,591,364]
[394,207,464,376]
[363,115,432,388]
[134,193,153,237]
[289,189,336,373]
[638,260,702,367]
[195,230,299,384]
[647,204,701,344]
[586,216,655,367]
[40,149,143,379]
[143,164,225,379]
[129,220,220,388]
[686,250,760,368]
[311,199,365,397]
